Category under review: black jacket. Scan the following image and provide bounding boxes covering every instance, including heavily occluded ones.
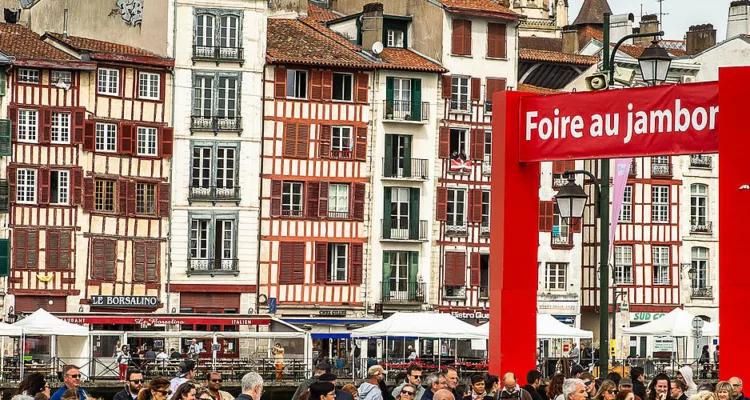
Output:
[337,389,354,400]
[523,385,543,400]
[113,388,137,400]
[237,394,254,400]
[632,381,646,400]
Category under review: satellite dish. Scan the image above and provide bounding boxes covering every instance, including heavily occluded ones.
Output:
[372,41,384,55]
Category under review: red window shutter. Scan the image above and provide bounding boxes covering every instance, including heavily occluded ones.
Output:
[91,239,105,279]
[134,241,146,282]
[310,70,323,101]
[463,20,472,56]
[454,252,467,286]
[83,177,94,212]
[552,161,566,175]
[470,189,483,223]
[439,126,450,159]
[275,67,287,99]
[486,78,507,101]
[470,252,481,287]
[270,180,282,217]
[71,168,83,206]
[307,181,320,219]
[318,182,329,218]
[350,243,363,284]
[161,127,174,158]
[13,229,27,269]
[8,106,17,142]
[59,231,71,269]
[293,242,305,284]
[471,128,485,160]
[356,73,368,103]
[284,123,297,157]
[322,71,333,100]
[436,187,448,221]
[353,183,365,221]
[444,252,456,286]
[571,217,582,233]
[105,240,116,280]
[442,75,452,99]
[7,167,15,204]
[296,124,309,158]
[451,19,464,55]
[487,23,507,58]
[319,125,331,158]
[119,180,128,215]
[354,126,367,161]
[278,242,294,284]
[47,230,60,269]
[73,109,85,144]
[41,109,52,144]
[39,168,50,204]
[158,182,170,218]
[564,160,575,172]
[538,201,554,232]
[471,77,481,101]
[120,123,134,155]
[315,242,328,283]
[83,120,95,151]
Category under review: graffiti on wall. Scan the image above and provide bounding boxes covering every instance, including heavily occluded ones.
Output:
[111,0,143,27]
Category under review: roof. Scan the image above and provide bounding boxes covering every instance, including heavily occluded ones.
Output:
[0,23,76,61]
[519,36,563,52]
[379,48,447,72]
[43,32,173,67]
[572,0,612,26]
[517,83,562,95]
[520,48,599,65]
[617,43,687,58]
[307,4,341,23]
[435,0,520,20]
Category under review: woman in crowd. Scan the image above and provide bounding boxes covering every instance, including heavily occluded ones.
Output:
[18,372,50,398]
[715,382,734,400]
[616,390,637,400]
[173,382,196,400]
[464,374,494,400]
[547,374,566,400]
[137,377,172,400]
[342,384,359,400]
[196,387,216,400]
[594,381,618,400]
[398,384,419,400]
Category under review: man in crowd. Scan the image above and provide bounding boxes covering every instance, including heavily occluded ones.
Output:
[114,368,143,400]
[423,373,448,400]
[569,344,580,364]
[729,377,747,400]
[563,379,588,400]
[145,346,156,361]
[630,367,647,400]
[169,360,196,399]
[236,372,263,400]
[499,373,532,400]
[523,370,544,400]
[670,379,688,400]
[156,348,170,365]
[207,371,235,400]
[320,372,354,400]
[435,389,455,400]
[293,362,330,400]
[393,364,425,400]
[170,348,182,360]
[443,368,460,400]
[188,339,201,360]
[50,365,89,400]
[579,373,597,399]
[485,375,500,399]
[359,365,386,400]
[618,378,634,393]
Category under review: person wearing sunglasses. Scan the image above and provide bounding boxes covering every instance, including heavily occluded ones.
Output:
[398,385,419,400]
[138,377,172,400]
[392,365,425,400]
[593,380,617,400]
[114,368,144,400]
[50,365,89,400]
[196,387,217,400]
[320,373,353,400]
[207,372,234,400]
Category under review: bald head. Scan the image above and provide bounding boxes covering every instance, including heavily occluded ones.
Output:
[503,373,518,392]
[434,389,455,400]
[729,377,743,399]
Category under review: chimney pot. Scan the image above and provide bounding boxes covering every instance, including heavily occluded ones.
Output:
[562,25,579,54]
[361,3,384,55]
[686,23,717,55]
[634,14,659,45]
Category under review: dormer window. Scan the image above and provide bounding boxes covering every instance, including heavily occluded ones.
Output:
[387,29,404,48]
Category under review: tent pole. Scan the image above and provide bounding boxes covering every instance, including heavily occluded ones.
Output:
[20,330,24,379]
[403,338,406,362]
[438,339,441,370]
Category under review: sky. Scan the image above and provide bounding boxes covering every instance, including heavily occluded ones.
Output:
[567,0,734,41]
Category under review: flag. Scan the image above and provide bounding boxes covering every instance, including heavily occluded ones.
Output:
[609,158,632,262]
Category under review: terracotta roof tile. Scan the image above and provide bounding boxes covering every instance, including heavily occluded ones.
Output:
[519,36,563,52]
[617,43,686,58]
[519,48,599,65]
[307,4,341,23]
[518,83,561,95]
[0,23,76,61]
[435,0,520,19]
[45,32,162,58]
[379,48,446,72]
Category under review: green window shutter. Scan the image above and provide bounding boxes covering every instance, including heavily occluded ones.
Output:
[382,251,391,300]
[409,251,419,300]
[0,119,10,156]
[383,187,392,239]
[384,135,394,177]
[0,69,6,97]
[0,179,8,213]
[0,238,8,277]
[402,135,412,177]
[411,79,422,121]
[385,77,394,117]
[409,187,420,240]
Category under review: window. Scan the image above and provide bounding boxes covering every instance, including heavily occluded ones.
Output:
[193,76,214,117]
[17,109,38,143]
[50,170,69,205]
[328,184,349,218]
[651,156,671,175]
[652,186,669,223]
[18,68,39,83]
[481,190,490,224]
[195,14,216,47]
[282,182,304,217]
[449,128,467,157]
[95,123,117,152]
[190,144,239,199]
[136,183,156,215]
[447,188,466,227]
[388,251,411,294]
[91,239,116,280]
[16,168,37,204]
[619,186,633,222]
[690,183,708,226]
[552,203,570,246]
[189,215,238,272]
[139,72,160,100]
[190,219,209,260]
[217,77,238,118]
[94,179,116,212]
[333,73,353,102]
[691,247,708,289]
[286,70,308,99]
[192,147,212,189]
[387,29,404,48]
[97,68,120,95]
[216,147,236,189]
[544,263,567,291]
[652,246,670,285]
[451,19,472,55]
[331,126,352,158]
[137,127,158,156]
[194,11,243,59]
[329,243,348,282]
[133,242,159,283]
[51,70,72,85]
[51,112,70,144]
[487,23,507,58]
[393,78,412,117]
[451,76,470,111]
[46,230,71,269]
[614,246,633,284]
[484,129,492,164]
[220,15,239,48]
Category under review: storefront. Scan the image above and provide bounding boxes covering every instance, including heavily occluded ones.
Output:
[283,315,380,367]
[11,295,68,361]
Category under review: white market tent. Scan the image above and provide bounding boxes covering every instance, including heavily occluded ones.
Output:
[351,312,487,339]
[702,321,719,337]
[476,314,593,339]
[621,308,715,337]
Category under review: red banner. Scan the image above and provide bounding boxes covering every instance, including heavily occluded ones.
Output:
[57,315,272,326]
[517,82,719,162]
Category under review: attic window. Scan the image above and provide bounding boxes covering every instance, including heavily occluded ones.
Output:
[18,69,39,84]
[387,29,404,48]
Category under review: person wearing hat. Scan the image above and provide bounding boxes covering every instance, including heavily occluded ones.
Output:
[320,372,354,400]
[359,365,386,400]
[618,379,633,394]
[168,360,196,399]
[293,362,331,400]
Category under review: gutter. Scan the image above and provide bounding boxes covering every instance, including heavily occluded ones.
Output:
[165,0,178,315]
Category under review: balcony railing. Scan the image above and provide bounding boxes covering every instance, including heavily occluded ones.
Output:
[281,209,304,218]
[380,281,426,303]
[191,116,242,132]
[690,219,713,234]
[690,154,713,169]
[330,149,352,160]
[383,100,429,122]
[382,157,429,179]
[187,258,239,276]
[188,186,241,203]
[450,101,471,113]
[551,232,572,246]
[482,156,492,175]
[328,210,350,219]
[651,163,672,177]
[479,286,489,299]
[192,45,244,62]
[480,220,490,236]
[446,219,468,235]
[552,174,568,188]
[691,286,713,299]
[381,219,428,241]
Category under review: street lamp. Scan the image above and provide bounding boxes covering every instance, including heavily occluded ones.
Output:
[554,176,588,220]
[688,267,697,282]
[639,40,673,86]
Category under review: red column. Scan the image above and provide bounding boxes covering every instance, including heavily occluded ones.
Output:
[489,90,539,378]
[718,66,750,381]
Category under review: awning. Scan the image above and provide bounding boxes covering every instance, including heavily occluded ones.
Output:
[53,313,272,327]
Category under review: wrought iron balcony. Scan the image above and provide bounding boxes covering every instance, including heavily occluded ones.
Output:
[381,281,426,303]
[552,174,568,188]
[191,116,242,132]
[383,100,429,122]
[690,154,713,169]
[690,220,713,234]
[328,210,350,219]
[691,286,713,299]
[281,209,304,218]
[187,258,239,276]
[382,157,429,180]
[188,186,241,204]
[330,149,352,160]
[480,220,490,236]
[651,163,673,177]
[192,45,244,63]
[446,219,468,235]
[381,218,428,241]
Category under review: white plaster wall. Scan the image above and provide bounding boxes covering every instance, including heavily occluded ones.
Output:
[693,37,750,81]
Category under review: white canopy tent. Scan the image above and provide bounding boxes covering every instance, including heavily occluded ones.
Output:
[351,312,487,340]
[702,321,719,337]
[621,308,717,337]
[476,314,594,339]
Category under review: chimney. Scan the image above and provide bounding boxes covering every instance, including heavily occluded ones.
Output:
[63,9,69,39]
[634,14,659,46]
[361,3,384,54]
[562,25,579,54]
[609,13,634,44]
[727,0,750,39]
[686,24,717,55]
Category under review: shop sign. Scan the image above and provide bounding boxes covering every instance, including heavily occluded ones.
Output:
[552,315,576,326]
[59,315,271,326]
[538,301,577,312]
[629,312,666,322]
[91,295,159,307]
[654,336,675,352]
[319,310,347,317]
[440,309,490,321]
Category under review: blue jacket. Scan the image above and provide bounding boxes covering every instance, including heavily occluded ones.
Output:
[50,386,89,400]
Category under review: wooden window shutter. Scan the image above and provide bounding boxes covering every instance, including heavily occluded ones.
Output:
[0,118,11,156]
[451,19,464,55]
[454,252,467,286]
[146,243,158,283]
[310,70,323,100]
[284,123,297,157]
[0,179,8,213]
[318,182,329,218]
[487,23,507,58]
[356,73,368,103]
[315,242,328,283]
[278,242,294,284]
[83,177,95,212]
[306,181,320,219]
[292,242,305,284]
[441,75,452,99]
[486,78,507,101]
[274,67,287,99]
[7,105,17,142]
[463,20,472,55]
[564,160,575,172]
[92,239,105,279]
[39,168,50,205]
[322,71,334,100]
[439,126,451,158]
[350,243,363,284]
[161,127,174,158]
[47,230,60,269]
[470,189,483,223]
[127,181,137,216]
[319,125,331,158]
[444,252,458,286]
[538,200,554,232]
[0,238,9,277]
[7,167,15,205]
[83,120,96,151]
[59,231,71,269]
[296,124,309,158]
[471,77,481,101]
[158,182,170,218]
[26,230,37,269]
[552,161,566,175]
[436,187,448,221]
[41,108,52,144]
[470,252,481,286]
[270,180,282,217]
[471,128,485,160]
[13,229,27,269]
[134,241,146,282]
[0,69,5,97]
[72,109,85,144]
[71,168,83,206]
[571,217,582,233]
[119,123,134,155]
[353,183,365,221]
[104,240,117,280]
[354,126,367,161]
[118,180,128,215]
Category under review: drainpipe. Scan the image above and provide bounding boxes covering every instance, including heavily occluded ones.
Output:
[165,0,179,315]
[256,63,267,315]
